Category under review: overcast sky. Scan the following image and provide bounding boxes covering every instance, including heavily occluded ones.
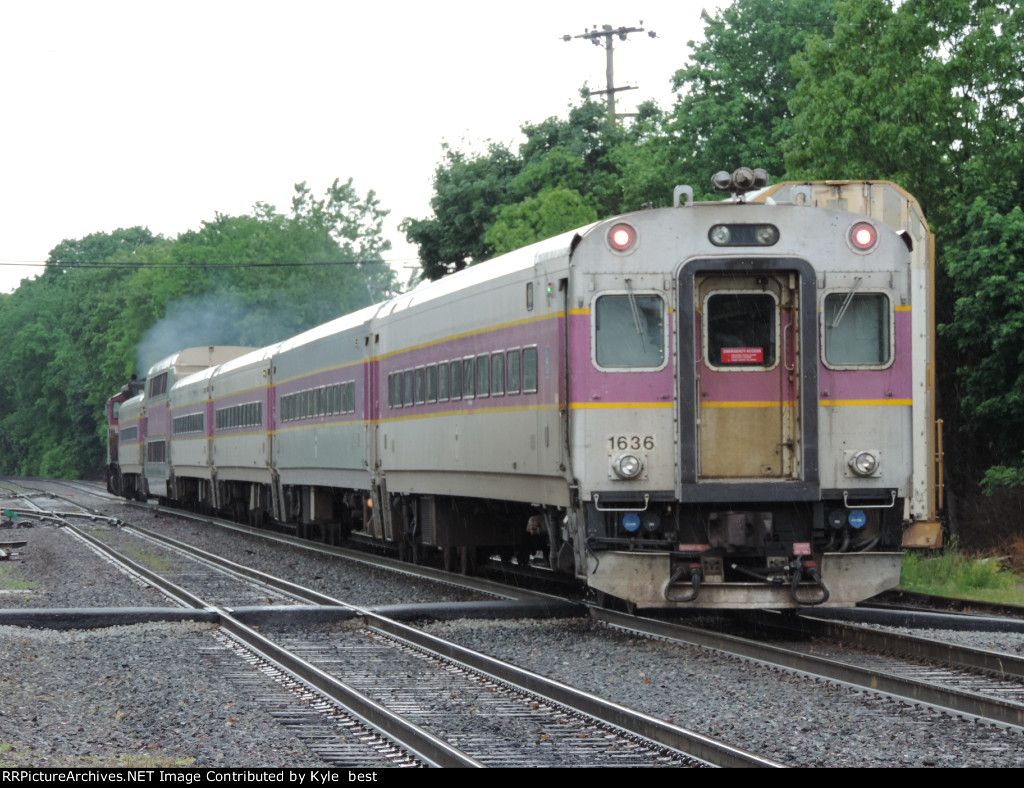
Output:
[0,1,712,293]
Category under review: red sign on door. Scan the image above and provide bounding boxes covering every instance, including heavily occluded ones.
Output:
[721,347,764,364]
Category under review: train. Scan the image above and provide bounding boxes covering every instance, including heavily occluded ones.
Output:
[104,173,944,609]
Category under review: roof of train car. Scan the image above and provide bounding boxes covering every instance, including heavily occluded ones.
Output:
[383,224,597,317]
[274,302,382,355]
[170,363,220,392]
[146,345,255,377]
[215,343,280,375]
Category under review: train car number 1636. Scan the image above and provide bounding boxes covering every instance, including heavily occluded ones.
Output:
[608,435,655,451]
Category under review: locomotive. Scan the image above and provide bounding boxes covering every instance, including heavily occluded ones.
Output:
[105,175,943,609]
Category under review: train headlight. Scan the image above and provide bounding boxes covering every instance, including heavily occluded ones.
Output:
[709,225,731,245]
[848,450,880,477]
[613,453,644,479]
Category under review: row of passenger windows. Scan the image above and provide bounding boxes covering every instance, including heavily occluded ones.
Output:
[172,412,204,436]
[388,347,539,409]
[215,402,263,430]
[281,381,356,423]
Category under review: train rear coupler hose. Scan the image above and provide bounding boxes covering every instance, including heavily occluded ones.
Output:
[664,563,703,603]
[790,559,830,606]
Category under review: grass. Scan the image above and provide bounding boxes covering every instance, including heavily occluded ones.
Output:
[899,541,1024,605]
[121,547,180,573]
[0,563,35,591]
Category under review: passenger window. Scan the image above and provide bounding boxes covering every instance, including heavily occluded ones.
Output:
[594,294,665,368]
[462,358,475,398]
[706,293,776,367]
[426,365,437,403]
[507,349,521,394]
[450,360,462,400]
[414,368,425,404]
[403,370,414,407]
[823,293,891,366]
[438,362,450,401]
[491,352,504,395]
[476,354,490,398]
[523,347,538,393]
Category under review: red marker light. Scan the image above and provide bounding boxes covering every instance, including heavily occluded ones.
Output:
[850,222,877,251]
[608,223,637,251]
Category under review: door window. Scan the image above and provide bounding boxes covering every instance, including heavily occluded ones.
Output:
[705,292,777,368]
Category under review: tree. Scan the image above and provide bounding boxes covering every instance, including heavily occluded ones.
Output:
[785,0,1024,489]
[403,97,636,280]
[665,0,837,197]
[400,142,521,280]
[0,178,396,479]
[485,189,598,255]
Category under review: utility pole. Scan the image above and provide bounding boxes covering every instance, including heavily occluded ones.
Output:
[563,23,656,123]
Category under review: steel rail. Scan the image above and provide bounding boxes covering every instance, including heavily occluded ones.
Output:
[593,607,1024,729]
[68,512,776,767]
[747,610,1024,681]
[864,589,1024,621]
[359,610,781,768]
[88,520,779,765]
[134,503,554,603]
[64,522,483,768]
[122,525,348,607]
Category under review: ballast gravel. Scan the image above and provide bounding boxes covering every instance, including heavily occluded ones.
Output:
[421,617,1024,768]
[5,483,1024,768]
[97,505,488,608]
[0,622,327,768]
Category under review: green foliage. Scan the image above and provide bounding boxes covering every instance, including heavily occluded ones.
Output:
[942,200,1024,467]
[900,542,1021,603]
[980,459,1024,496]
[0,180,394,479]
[786,0,1024,220]
[402,98,628,280]
[485,189,598,255]
[786,0,1024,487]
[669,0,837,197]
[400,142,521,281]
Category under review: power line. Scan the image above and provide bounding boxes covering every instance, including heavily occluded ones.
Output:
[0,258,421,270]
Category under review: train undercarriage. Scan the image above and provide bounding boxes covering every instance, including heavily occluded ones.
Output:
[114,469,905,610]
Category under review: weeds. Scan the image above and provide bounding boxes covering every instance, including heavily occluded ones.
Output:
[0,564,34,591]
[899,538,1024,604]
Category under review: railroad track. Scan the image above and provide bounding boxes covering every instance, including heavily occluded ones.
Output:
[10,477,1024,765]
[0,481,777,768]
[596,606,1024,730]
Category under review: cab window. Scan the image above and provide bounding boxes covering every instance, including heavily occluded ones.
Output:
[594,294,665,368]
[823,293,891,366]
